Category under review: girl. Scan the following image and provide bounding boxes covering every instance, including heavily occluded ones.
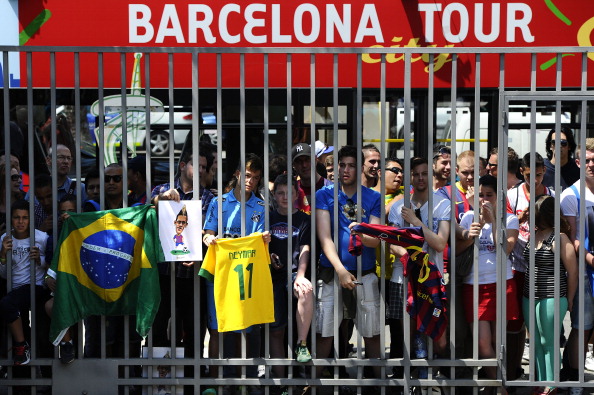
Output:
[523,195,577,395]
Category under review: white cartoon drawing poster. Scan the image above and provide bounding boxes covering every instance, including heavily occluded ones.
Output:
[158,200,202,261]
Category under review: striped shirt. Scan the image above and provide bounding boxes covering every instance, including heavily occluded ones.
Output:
[522,232,567,299]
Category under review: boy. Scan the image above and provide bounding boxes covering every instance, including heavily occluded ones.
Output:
[268,174,313,376]
[0,199,49,365]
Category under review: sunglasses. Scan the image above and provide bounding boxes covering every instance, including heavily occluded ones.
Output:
[487,162,498,168]
[11,174,22,181]
[104,175,123,183]
[433,146,451,159]
[385,167,403,175]
[551,139,568,147]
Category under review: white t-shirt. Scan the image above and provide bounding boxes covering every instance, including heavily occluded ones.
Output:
[459,211,518,284]
[388,192,451,276]
[507,183,554,272]
[0,229,49,288]
[560,180,594,250]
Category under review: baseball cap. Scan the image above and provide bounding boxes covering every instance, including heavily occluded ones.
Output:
[314,140,334,158]
[128,155,147,178]
[291,143,312,161]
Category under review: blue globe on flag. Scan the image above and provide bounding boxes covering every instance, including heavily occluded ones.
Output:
[80,230,135,289]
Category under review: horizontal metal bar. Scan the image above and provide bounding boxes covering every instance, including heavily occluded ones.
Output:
[1,45,592,55]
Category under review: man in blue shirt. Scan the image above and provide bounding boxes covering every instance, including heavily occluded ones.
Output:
[315,145,382,379]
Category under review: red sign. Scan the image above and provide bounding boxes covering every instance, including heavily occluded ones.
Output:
[18,0,594,88]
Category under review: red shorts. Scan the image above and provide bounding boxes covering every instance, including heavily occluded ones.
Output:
[463,279,519,323]
[507,270,525,332]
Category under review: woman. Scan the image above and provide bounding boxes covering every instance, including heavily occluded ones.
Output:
[523,195,577,395]
[457,175,520,391]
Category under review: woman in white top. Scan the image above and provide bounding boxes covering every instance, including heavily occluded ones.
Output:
[456,175,520,390]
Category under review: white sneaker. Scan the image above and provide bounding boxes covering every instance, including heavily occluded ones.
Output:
[522,340,530,362]
[586,351,594,372]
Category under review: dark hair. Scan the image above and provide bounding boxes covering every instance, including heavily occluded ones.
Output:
[85,169,100,183]
[11,199,29,216]
[269,154,288,182]
[479,174,497,191]
[59,194,77,206]
[507,147,520,174]
[225,153,264,194]
[35,173,53,190]
[410,156,428,171]
[176,204,188,222]
[546,126,577,160]
[479,157,488,169]
[362,144,380,155]
[337,145,361,163]
[272,174,297,193]
[199,141,215,171]
[534,194,570,235]
[521,152,544,169]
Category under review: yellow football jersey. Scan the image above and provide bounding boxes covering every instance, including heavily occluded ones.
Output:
[199,233,274,332]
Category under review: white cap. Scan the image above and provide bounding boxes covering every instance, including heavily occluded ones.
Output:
[314,140,334,158]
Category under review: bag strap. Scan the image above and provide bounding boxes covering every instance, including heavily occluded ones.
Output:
[570,184,588,251]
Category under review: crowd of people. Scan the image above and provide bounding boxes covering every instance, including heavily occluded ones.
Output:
[0,125,593,395]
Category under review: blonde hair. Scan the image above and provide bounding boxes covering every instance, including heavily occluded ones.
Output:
[456,150,475,167]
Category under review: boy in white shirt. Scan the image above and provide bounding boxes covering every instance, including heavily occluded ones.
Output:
[0,199,49,365]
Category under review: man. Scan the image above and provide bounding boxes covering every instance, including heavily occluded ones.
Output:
[151,148,214,370]
[291,143,331,214]
[202,154,271,385]
[388,156,451,354]
[84,169,100,202]
[373,157,404,374]
[316,145,383,380]
[33,174,54,233]
[488,147,522,189]
[560,138,594,391]
[432,145,451,191]
[543,126,580,190]
[374,157,404,216]
[46,144,87,202]
[127,155,150,206]
[361,144,381,188]
[437,150,475,224]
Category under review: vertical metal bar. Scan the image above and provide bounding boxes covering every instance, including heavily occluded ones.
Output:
[121,53,129,207]
[97,51,107,359]
[578,51,588,387]
[263,52,271,385]
[402,51,412,394]
[215,52,224,376]
[239,52,247,385]
[495,53,505,385]
[379,53,387,383]
[553,52,562,384]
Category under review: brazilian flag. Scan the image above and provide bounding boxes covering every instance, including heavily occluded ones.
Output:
[49,205,163,345]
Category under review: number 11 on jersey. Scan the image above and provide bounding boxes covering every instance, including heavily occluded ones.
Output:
[233,262,254,301]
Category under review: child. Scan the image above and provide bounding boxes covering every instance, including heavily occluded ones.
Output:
[0,199,50,365]
[268,174,313,378]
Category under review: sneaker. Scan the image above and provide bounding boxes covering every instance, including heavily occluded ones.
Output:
[568,388,583,395]
[59,341,75,364]
[13,342,30,365]
[295,344,312,363]
[586,352,594,372]
[522,340,530,362]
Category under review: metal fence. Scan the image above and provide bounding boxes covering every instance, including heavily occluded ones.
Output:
[1,46,594,395]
